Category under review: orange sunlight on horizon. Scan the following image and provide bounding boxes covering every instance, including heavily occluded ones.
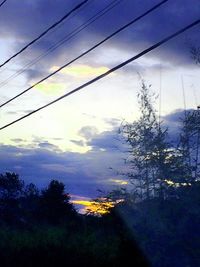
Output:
[72,199,115,216]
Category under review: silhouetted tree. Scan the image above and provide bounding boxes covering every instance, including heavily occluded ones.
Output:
[179,109,200,182]
[0,172,24,224]
[190,45,200,65]
[120,81,178,200]
[20,183,40,224]
[39,180,75,224]
[24,183,39,198]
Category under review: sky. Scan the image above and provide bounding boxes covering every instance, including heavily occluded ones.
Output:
[0,0,199,205]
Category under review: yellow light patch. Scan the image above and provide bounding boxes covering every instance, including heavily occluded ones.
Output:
[164,179,175,186]
[72,199,115,215]
[50,64,110,78]
[164,179,191,187]
[110,179,128,185]
[35,82,66,95]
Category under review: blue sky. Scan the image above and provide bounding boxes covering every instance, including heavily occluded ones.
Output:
[0,0,199,201]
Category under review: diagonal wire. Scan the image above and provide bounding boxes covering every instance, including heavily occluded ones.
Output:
[0,0,122,89]
[0,0,169,108]
[1,18,200,131]
[0,0,89,68]
[0,0,93,78]
[0,0,7,8]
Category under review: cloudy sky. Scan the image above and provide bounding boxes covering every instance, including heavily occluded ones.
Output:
[0,0,199,203]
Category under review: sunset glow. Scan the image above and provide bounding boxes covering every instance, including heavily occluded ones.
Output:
[72,199,115,215]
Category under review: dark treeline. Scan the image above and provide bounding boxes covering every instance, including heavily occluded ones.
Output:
[0,174,75,226]
[0,172,199,267]
[0,172,149,267]
[107,181,200,267]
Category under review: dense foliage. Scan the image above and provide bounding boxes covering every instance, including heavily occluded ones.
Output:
[107,181,200,267]
[0,173,149,267]
[104,81,200,267]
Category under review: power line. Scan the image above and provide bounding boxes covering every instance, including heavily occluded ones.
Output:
[1,18,200,131]
[0,0,169,108]
[0,0,93,78]
[0,0,122,89]
[0,0,7,8]
[0,0,89,68]
[191,84,198,108]
[182,74,199,108]
[158,63,162,126]
[30,0,93,43]
[181,75,187,116]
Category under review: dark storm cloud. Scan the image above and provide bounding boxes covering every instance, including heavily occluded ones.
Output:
[163,109,185,124]
[0,143,96,197]
[25,68,49,81]
[0,0,199,82]
[88,130,121,152]
[161,108,196,144]
[0,132,124,197]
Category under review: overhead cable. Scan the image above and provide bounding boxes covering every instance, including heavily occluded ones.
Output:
[0,0,7,8]
[0,0,89,68]
[0,0,169,108]
[1,18,200,131]
[0,0,122,89]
